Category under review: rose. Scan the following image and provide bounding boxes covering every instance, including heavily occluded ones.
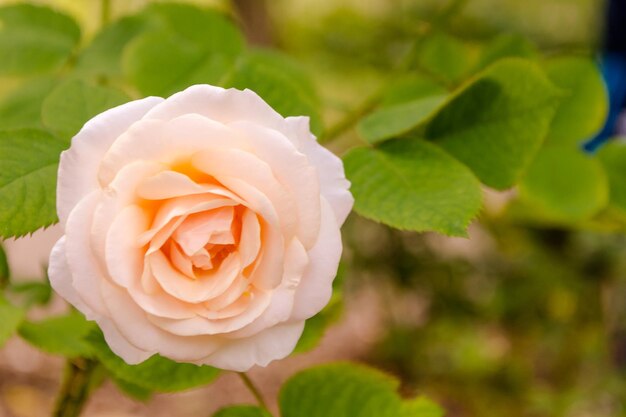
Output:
[48,85,353,371]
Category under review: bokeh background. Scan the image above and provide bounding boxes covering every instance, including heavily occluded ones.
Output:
[2,0,623,416]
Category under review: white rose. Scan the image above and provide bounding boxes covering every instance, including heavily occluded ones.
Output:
[48,85,353,371]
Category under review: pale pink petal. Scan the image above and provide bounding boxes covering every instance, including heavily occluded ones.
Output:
[192,148,297,239]
[198,321,305,371]
[144,85,288,133]
[98,114,242,186]
[104,205,149,288]
[57,96,163,224]
[285,116,353,225]
[290,198,343,321]
[173,207,235,256]
[148,291,271,336]
[137,170,213,200]
[96,316,154,364]
[99,279,221,362]
[239,210,261,267]
[48,237,95,318]
[63,192,107,317]
[149,251,241,303]
[229,121,321,249]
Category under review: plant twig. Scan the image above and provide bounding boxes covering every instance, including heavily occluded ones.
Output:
[101,0,111,28]
[52,358,99,417]
[237,372,269,410]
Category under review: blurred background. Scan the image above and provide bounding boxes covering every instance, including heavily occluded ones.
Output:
[1,0,624,416]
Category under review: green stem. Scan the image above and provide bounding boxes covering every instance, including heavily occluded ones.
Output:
[100,0,111,28]
[238,372,269,410]
[52,358,98,417]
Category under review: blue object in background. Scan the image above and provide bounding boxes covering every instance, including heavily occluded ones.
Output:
[583,53,626,153]
[583,0,626,153]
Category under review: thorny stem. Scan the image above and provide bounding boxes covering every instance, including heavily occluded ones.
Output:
[52,358,99,417]
[238,372,269,410]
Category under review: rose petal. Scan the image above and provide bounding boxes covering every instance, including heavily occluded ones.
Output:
[57,96,163,224]
[285,116,353,225]
[149,250,241,303]
[198,321,305,371]
[290,198,343,321]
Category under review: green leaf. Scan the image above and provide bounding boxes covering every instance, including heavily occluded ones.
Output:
[380,75,447,107]
[415,32,473,84]
[213,406,272,417]
[123,4,243,97]
[279,363,444,417]
[87,329,220,392]
[0,244,8,287]
[343,138,482,236]
[475,33,537,71]
[0,129,67,238]
[0,296,25,347]
[401,398,445,417]
[10,280,52,307]
[225,49,323,135]
[111,376,153,401]
[0,78,57,129]
[519,146,609,222]
[0,4,80,75]
[358,94,447,144]
[76,15,155,77]
[598,140,626,215]
[18,312,95,357]
[544,56,608,146]
[41,79,129,140]
[425,59,562,189]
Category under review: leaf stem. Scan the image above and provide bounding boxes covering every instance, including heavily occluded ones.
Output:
[52,358,98,417]
[100,0,111,28]
[237,372,269,410]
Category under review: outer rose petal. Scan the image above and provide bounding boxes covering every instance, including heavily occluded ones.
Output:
[48,237,95,318]
[198,321,305,372]
[57,97,164,225]
[290,199,343,321]
[143,85,287,132]
[285,116,354,225]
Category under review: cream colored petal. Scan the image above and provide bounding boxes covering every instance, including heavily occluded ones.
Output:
[48,237,95,318]
[198,321,305,372]
[149,251,241,303]
[90,160,164,268]
[285,116,353,225]
[137,170,213,200]
[126,275,197,320]
[201,275,250,312]
[231,239,308,338]
[104,205,150,288]
[148,290,271,336]
[290,198,343,321]
[142,195,238,253]
[173,207,235,256]
[57,96,163,225]
[99,279,221,362]
[96,316,154,364]
[192,148,297,239]
[98,114,242,186]
[229,121,322,249]
[63,191,107,316]
[239,209,261,267]
[169,241,197,277]
[144,85,288,134]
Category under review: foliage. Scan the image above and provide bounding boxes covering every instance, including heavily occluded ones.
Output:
[0,0,617,416]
